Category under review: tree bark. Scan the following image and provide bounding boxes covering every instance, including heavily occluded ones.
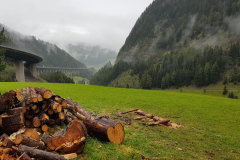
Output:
[120,108,139,114]
[147,119,170,126]
[0,90,16,112]
[28,87,38,103]
[35,87,53,99]
[6,107,25,115]
[1,113,24,134]
[22,88,31,105]
[135,110,153,117]
[66,97,91,119]
[18,152,32,160]
[14,134,44,149]
[83,117,124,145]
[41,133,52,144]
[18,144,67,160]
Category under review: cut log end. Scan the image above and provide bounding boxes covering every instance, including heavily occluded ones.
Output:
[42,124,49,132]
[44,90,53,99]
[107,123,124,145]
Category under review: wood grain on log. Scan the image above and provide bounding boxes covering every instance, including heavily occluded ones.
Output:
[23,128,40,141]
[18,145,67,160]
[37,94,43,102]
[83,117,124,145]
[61,101,68,109]
[32,117,41,128]
[40,113,49,123]
[42,124,49,132]
[62,153,77,160]
[15,89,23,102]
[59,112,65,120]
[35,87,53,99]
[14,134,44,149]
[24,110,33,120]
[47,121,86,153]
[30,104,37,111]
[29,87,38,103]
[48,108,54,115]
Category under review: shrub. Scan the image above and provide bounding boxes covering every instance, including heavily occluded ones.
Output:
[228,92,234,99]
[223,85,228,95]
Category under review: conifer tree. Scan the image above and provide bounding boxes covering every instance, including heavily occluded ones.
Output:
[0,28,6,72]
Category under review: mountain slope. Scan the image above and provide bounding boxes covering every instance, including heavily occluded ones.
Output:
[116,0,240,64]
[67,43,117,67]
[91,0,240,89]
[0,24,86,68]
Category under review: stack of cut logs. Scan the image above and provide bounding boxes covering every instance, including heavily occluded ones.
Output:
[0,87,125,160]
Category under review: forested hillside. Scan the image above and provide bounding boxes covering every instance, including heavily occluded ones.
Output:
[91,0,240,88]
[0,24,86,68]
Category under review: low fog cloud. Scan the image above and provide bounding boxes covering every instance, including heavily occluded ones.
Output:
[181,14,198,41]
[0,0,152,52]
[224,16,240,35]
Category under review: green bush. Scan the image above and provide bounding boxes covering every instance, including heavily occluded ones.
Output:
[223,85,228,95]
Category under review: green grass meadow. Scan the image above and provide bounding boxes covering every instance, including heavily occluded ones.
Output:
[0,82,240,159]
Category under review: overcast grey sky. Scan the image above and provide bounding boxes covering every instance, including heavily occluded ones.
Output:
[0,0,153,52]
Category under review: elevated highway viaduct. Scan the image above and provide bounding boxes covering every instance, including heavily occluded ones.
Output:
[0,46,89,82]
[37,67,89,74]
[0,45,42,82]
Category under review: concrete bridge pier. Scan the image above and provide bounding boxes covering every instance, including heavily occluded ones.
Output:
[15,60,25,82]
[29,63,38,78]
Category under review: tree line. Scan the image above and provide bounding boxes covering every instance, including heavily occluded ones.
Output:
[91,43,240,89]
[40,72,74,84]
[119,0,240,56]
